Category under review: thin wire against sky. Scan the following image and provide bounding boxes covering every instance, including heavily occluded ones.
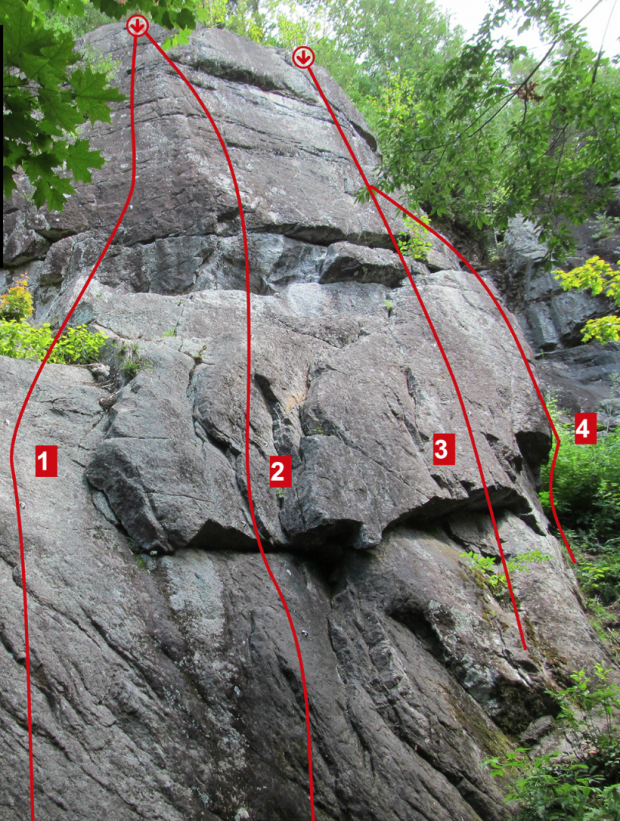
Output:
[438,0,619,57]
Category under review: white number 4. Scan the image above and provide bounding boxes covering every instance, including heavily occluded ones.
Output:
[575,418,589,438]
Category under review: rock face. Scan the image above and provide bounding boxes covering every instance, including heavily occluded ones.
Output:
[1,23,614,821]
[498,215,620,425]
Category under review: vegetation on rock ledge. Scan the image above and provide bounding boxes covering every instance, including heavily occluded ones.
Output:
[0,276,107,364]
[553,257,620,344]
[540,399,620,649]
[486,666,620,821]
[5,0,619,265]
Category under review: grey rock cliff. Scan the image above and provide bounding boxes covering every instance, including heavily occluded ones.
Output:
[1,23,614,821]
[496,215,620,425]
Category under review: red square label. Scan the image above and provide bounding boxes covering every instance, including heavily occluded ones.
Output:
[574,412,597,445]
[269,455,292,488]
[35,445,58,477]
[433,433,455,466]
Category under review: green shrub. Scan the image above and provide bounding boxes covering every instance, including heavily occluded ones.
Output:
[0,275,108,365]
[573,548,620,604]
[0,276,34,321]
[115,341,152,382]
[553,257,620,344]
[593,215,620,241]
[44,3,114,40]
[398,213,434,261]
[0,319,107,364]
[460,550,549,594]
[539,402,620,646]
[540,417,620,543]
[485,665,620,820]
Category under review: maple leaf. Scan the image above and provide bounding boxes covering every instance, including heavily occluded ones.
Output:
[38,87,85,134]
[70,66,125,123]
[92,0,125,21]
[3,0,195,211]
[174,7,196,30]
[63,139,105,184]
[22,148,75,209]
[31,173,76,211]
[41,0,87,15]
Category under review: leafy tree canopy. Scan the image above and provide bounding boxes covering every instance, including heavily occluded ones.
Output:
[295,0,464,117]
[3,0,620,270]
[367,0,620,261]
[2,0,199,211]
[554,256,620,343]
[3,0,464,212]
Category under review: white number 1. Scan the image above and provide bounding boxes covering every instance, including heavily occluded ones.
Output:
[37,450,47,472]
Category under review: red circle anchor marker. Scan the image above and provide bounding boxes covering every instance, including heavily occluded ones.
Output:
[126,14,149,37]
[292,46,315,69]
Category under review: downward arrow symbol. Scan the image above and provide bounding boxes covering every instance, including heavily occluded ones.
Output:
[292,46,315,69]
[126,15,149,36]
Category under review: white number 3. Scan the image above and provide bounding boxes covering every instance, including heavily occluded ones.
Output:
[435,439,448,460]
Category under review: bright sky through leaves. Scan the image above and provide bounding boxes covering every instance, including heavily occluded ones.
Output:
[438,0,619,56]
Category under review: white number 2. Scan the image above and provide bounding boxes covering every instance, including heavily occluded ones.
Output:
[435,439,448,460]
[575,418,589,438]
[271,461,284,482]
[37,450,47,472]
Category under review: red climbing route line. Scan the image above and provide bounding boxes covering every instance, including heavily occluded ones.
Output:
[9,36,140,821]
[369,186,576,565]
[306,65,529,651]
[144,32,317,820]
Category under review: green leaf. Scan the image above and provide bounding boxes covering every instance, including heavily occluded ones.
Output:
[3,166,19,200]
[21,148,76,209]
[174,7,195,30]
[38,87,85,133]
[48,0,86,15]
[69,66,125,123]
[63,139,105,183]
[90,0,125,21]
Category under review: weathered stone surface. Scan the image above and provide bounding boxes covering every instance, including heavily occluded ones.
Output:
[525,301,560,350]
[319,241,405,286]
[3,211,50,267]
[1,22,616,821]
[4,24,404,258]
[426,233,461,273]
[195,233,327,294]
[85,344,255,554]
[498,215,620,426]
[37,236,74,286]
[504,215,548,282]
[67,266,553,554]
[536,341,620,424]
[0,351,606,820]
[505,216,617,347]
